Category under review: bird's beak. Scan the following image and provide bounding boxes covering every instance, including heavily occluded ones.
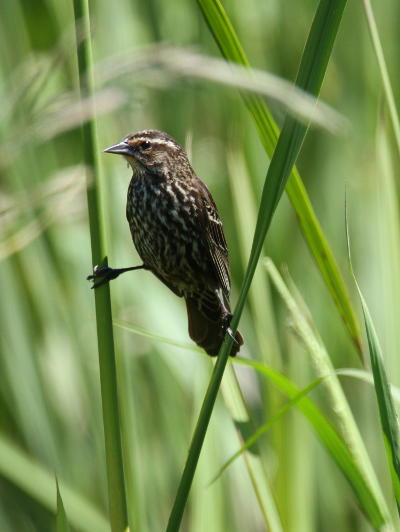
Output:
[103,141,132,155]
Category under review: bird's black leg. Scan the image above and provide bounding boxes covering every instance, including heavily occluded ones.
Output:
[87,264,146,289]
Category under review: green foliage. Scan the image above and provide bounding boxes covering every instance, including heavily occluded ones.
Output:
[71,0,128,530]
[197,0,362,356]
[347,216,400,514]
[167,2,351,529]
[56,479,72,532]
[0,0,399,531]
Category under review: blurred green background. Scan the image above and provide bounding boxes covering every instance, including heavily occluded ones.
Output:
[0,0,399,530]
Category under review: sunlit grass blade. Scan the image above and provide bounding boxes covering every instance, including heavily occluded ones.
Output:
[116,317,283,529]
[220,366,283,531]
[264,258,390,523]
[114,319,201,352]
[0,435,109,532]
[197,0,362,356]
[226,147,286,528]
[211,376,325,484]
[336,369,400,403]
[71,1,128,531]
[96,314,400,528]
[362,0,400,158]
[56,478,71,532]
[114,319,400,411]
[347,215,400,513]
[166,2,350,529]
[233,358,387,528]
[226,148,281,363]
[95,46,345,133]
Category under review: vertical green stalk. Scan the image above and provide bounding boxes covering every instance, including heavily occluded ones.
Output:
[166,1,347,530]
[362,0,400,158]
[71,1,128,531]
[166,336,233,532]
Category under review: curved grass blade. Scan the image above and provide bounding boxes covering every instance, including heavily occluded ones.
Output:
[347,214,400,514]
[95,46,345,133]
[0,435,109,532]
[337,369,400,403]
[232,357,387,528]
[114,315,394,527]
[56,478,72,532]
[115,320,284,529]
[71,1,129,530]
[264,258,390,523]
[116,316,400,411]
[166,2,352,530]
[362,0,400,158]
[210,376,325,484]
[114,319,201,352]
[220,366,284,531]
[197,0,362,356]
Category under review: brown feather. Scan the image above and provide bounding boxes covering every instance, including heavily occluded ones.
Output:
[194,179,231,297]
[185,297,243,357]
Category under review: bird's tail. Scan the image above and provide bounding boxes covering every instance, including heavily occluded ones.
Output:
[185,297,243,357]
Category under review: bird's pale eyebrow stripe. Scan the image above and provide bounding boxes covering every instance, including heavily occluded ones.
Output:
[125,136,178,149]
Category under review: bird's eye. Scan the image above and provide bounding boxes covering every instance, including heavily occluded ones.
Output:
[140,140,151,151]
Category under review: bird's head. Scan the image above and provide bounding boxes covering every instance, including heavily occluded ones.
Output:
[103,129,192,180]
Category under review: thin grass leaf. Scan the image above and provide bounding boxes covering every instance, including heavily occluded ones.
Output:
[226,147,284,529]
[71,1,129,531]
[56,478,72,532]
[95,46,346,133]
[264,258,390,524]
[0,436,109,532]
[220,366,284,531]
[362,0,400,158]
[166,2,350,530]
[114,319,400,409]
[115,317,283,529]
[337,369,400,403]
[346,212,400,513]
[114,317,395,527]
[197,0,362,356]
[234,358,387,528]
[114,319,201,352]
[211,376,325,484]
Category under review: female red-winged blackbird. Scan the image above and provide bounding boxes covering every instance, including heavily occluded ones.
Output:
[88,130,243,357]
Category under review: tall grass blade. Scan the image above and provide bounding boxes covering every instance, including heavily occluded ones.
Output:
[0,436,109,532]
[211,376,325,484]
[362,0,400,158]
[71,1,129,530]
[94,46,345,133]
[336,369,400,403]
[347,214,400,513]
[114,319,400,409]
[56,478,72,532]
[197,0,362,356]
[233,358,388,528]
[166,1,350,529]
[220,366,284,531]
[264,258,390,525]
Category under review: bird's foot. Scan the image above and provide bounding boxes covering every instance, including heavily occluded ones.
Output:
[87,265,121,289]
[221,313,239,345]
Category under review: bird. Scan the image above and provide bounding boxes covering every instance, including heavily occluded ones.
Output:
[87,129,243,357]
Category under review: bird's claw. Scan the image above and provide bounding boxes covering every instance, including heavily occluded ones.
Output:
[225,327,239,345]
[87,265,118,289]
[221,314,239,345]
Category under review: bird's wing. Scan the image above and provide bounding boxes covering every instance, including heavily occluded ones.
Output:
[195,179,231,297]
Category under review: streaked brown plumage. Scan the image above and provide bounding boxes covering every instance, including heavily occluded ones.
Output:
[89,129,243,357]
